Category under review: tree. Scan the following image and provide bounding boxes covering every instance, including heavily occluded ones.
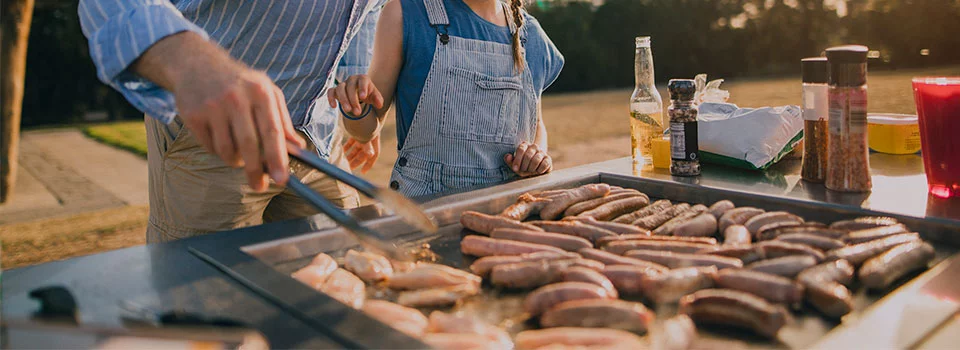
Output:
[2,0,35,203]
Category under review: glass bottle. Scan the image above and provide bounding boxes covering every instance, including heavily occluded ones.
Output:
[629,36,664,169]
[668,79,700,176]
[825,45,872,192]
[801,57,829,183]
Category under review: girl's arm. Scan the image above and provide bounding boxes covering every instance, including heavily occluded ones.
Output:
[534,102,548,151]
[328,0,404,143]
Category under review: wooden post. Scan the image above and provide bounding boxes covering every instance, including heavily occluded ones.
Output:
[1,0,35,203]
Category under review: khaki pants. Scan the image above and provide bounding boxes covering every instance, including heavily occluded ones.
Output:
[145,117,360,243]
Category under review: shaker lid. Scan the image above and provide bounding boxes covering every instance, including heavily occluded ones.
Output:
[668,79,696,101]
[825,45,868,64]
[801,57,829,83]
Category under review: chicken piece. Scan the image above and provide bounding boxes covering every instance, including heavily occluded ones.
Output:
[515,327,646,350]
[386,262,481,290]
[427,311,513,349]
[361,300,428,338]
[422,333,506,350]
[397,283,480,308]
[291,253,339,289]
[344,249,394,283]
[318,268,366,309]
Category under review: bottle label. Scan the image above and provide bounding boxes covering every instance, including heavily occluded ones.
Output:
[670,122,699,161]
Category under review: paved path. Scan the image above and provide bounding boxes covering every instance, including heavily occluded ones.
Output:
[0,129,148,224]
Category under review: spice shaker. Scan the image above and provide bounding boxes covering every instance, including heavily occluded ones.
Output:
[825,45,872,192]
[668,79,700,176]
[801,57,829,183]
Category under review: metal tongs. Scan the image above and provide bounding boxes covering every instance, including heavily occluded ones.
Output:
[283,141,438,261]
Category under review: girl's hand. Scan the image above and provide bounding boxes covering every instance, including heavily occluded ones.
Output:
[505,142,552,178]
[344,135,381,174]
[327,75,385,116]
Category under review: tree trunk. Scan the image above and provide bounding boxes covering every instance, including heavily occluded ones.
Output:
[1,0,34,203]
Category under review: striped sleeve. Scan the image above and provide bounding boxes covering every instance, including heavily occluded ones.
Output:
[78,0,209,123]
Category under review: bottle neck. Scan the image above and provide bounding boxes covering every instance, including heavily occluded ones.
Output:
[635,46,655,88]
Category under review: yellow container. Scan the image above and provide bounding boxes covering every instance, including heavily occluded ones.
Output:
[867,114,921,155]
[651,136,672,169]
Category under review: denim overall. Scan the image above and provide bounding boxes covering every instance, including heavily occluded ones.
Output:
[389,0,538,198]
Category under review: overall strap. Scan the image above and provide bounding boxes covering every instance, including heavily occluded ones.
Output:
[424,0,451,44]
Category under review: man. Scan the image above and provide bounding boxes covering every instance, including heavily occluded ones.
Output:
[79,0,382,242]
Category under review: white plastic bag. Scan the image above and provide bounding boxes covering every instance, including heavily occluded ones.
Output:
[697,102,803,170]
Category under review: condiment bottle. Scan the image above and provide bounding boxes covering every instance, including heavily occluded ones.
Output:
[801,57,829,183]
[668,79,700,176]
[825,45,872,192]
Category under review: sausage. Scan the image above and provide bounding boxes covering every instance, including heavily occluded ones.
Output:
[421,333,498,350]
[672,213,720,237]
[775,232,846,250]
[524,282,616,316]
[756,223,844,241]
[652,205,709,235]
[490,259,589,289]
[361,300,429,338]
[515,327,646,349]
[386,263,481,290]
[469,251,581,277]
[746,255,818,278]
[461,235,566,257]
[723,225,751,246]
[602,264,663,296]
[797,259,855,286]
[597,234,717,247]
[563,192,644,218]
[491,228,593,252]
[319,269,366,309]
[679,289,788,338]
[718,207,765,233]
[714,269,804,305]
[499,193,551,221]
[563,216,651,236]
[397,283,480,308]
[702,245,765,264]
[613,199,672,224]
[539,184,612,220]
[654,315,698,350]
[744,211,804,234]
[604,240,717,255]
[529,221,618,242]
[755,241,825,262]
[825,233,921,266]
[560,267,620,298]
[859,241,935,290]
[803,282,854,319]
[461,211,544,235]
[425,312,513,350]
[633,203,692,229]
[578,195,651,221]
[829,216,899,231]
[625,250,743,270]
[539,299,654,333]
[577,248,669,271]
[843,224,910,244]
[344,249,394,283]
[708,200,736,219]
[641,266,718,304]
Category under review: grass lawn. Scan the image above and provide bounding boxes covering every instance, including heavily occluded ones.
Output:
[82,120,148,158]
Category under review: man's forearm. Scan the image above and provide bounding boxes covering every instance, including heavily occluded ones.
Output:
[130,31,239,92]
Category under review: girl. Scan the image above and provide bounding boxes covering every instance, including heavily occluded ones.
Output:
[328,0,564,197]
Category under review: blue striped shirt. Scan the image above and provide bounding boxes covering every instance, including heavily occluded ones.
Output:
[78,0,383,158]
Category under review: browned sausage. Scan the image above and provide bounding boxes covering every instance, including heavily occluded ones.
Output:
[524,282,616,316]
[672,213,719,237]
[775,233,846,251]
[539,299,654,333]
[539,184,612,220]
[461,235,566,257]
[461,211,543,235]
[604,240,717,255]
[515,327,645,349]
[641,266,718,304]
[633,203,692,230]
[563,216,651,236]
[491,228,593,252]
[679,289,788,339]
[652,205,709,235]
[469,251,581,277]
[714,269,804,305]
[723,225,751,246]
[803,282,853,319]
[702,245,766,264]
[601,264,663,296]
[718,207,765,233]
[859,241,935,290]
[596,234,717,247]
[613,199,672,224]
[499,193,551,221]
[578,248,669,271]
[756,241,825,262]
[529,221,618,242]
[490,258,586,289]
[843,224,910,244]
[746,255,818,278]
[744,211,805,234]
[578,195,651,221]
[756,223,842,241]
[829,216,899,231]
[798,259,855,286]
[561,266,619,298]
[625,250,743,269]
[563,191,644,218]
[825,232,920,266]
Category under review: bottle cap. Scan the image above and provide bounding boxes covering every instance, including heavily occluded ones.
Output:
[636,36,651,48]
[668,79,696,101]
[801,57,828,84]
[825,45,868,64]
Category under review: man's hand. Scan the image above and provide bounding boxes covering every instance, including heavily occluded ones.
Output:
[344,135,380,174]
[131,32,305,192]
[505,142,552,178]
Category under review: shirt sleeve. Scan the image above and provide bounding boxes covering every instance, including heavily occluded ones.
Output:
[528,17,564,93]
[78,0,209,123]
[335,0,386,81]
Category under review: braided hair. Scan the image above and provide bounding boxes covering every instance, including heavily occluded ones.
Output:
[509,0,526,72]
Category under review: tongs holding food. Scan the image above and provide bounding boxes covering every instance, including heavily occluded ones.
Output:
[283,141,438,261]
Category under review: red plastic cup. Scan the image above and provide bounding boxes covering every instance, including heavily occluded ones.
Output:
[913,77,960,198]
